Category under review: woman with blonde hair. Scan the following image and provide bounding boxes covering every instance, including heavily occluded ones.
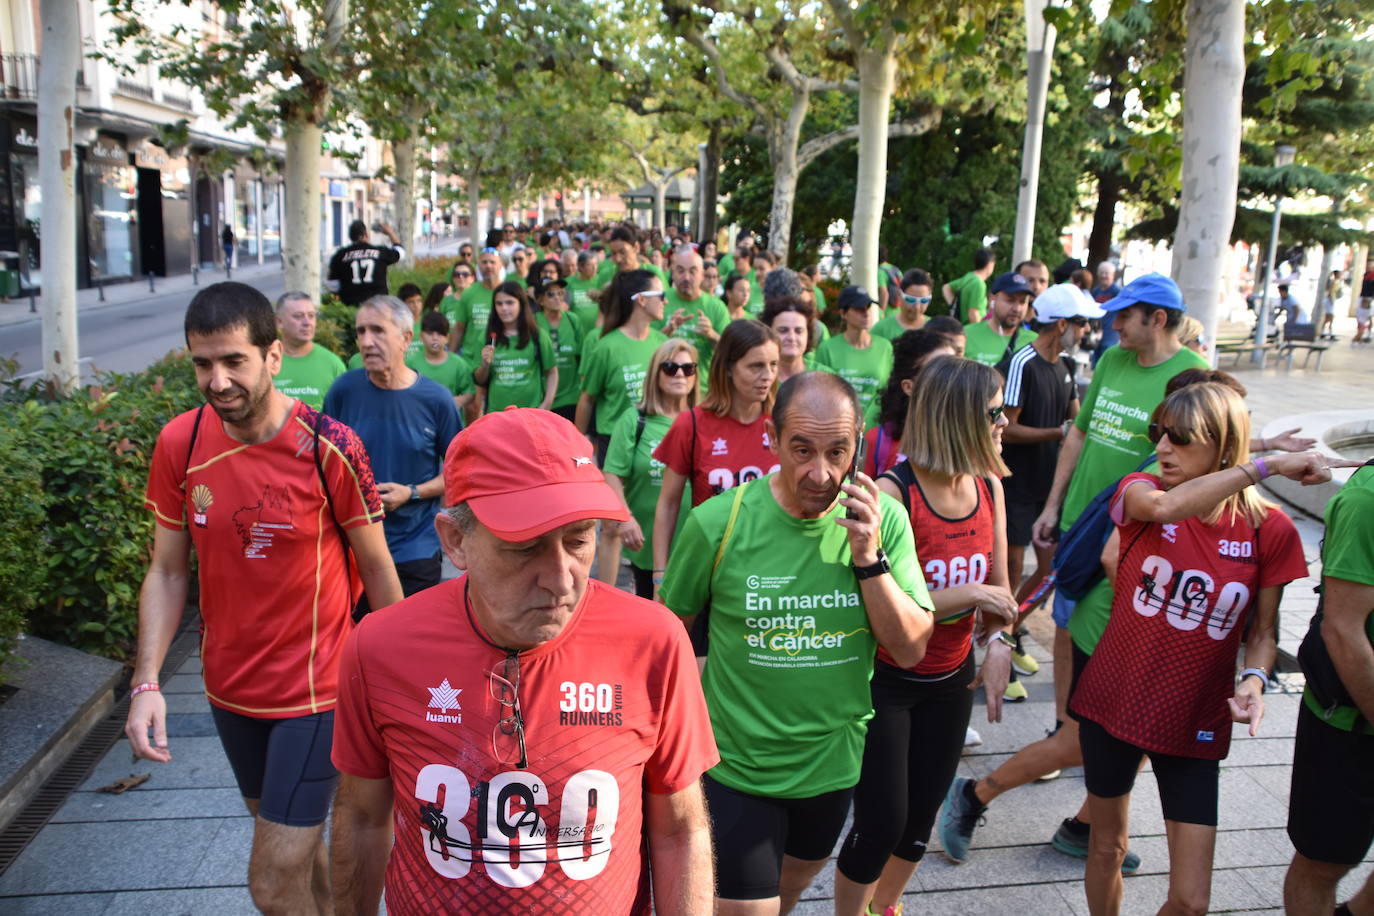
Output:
[601,339,701,596]
[834,356,1019,916]
[1072,381,1342,915]
[1176,314,1207,355]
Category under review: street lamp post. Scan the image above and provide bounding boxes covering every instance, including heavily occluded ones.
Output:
[1252,143,1298,366]
[1012,0,1058,266]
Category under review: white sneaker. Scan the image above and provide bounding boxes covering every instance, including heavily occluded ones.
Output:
[964,726,983,747]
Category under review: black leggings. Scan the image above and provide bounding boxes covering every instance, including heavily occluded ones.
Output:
[630,563,654,599]
[836,654,976,883]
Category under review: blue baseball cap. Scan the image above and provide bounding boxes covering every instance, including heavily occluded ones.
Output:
[1101,273,1185,313]
[989,271,1032,296]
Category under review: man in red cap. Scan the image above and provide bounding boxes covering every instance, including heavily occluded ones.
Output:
[329,407,719,916]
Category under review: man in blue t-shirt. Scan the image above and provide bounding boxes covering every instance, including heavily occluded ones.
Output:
[324,295,462,615]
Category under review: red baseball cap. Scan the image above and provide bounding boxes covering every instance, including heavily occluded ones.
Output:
[443,407,629,541]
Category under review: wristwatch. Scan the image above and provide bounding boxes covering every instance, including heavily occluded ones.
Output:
[991,631,1017,650]
[408,484,420,502]
[852,548,891,580]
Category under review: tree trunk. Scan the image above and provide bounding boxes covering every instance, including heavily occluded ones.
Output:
[467,168,483,247]
[1087,170,1122,271]
[38,0,80,394]
[848,46,897,292]
[766,88,810,264]
[1346,243,1367,319]
[1170,0,1245,354]
[700,123,721,245]
[283,118,323,296]
[653,181,667,233]
[392,131,418,265]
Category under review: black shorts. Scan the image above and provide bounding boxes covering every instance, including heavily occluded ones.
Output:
[1288,702,1374,865]
[1077,716,1219,826]
[354,551,441,621]
[592,433,611,468]
[210,707,338,827]
[551,404,578,423]
[1005,496,1046,548]
[704,774,854,900]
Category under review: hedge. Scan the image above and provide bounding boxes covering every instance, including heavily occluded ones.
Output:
[0,353,203,681]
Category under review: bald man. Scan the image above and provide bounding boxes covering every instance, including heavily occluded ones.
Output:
[656,246,732,374]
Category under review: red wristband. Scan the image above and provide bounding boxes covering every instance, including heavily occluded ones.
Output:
[130,682,160,698]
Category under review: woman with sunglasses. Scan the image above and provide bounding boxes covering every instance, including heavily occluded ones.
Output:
[761,295,822,384]
[873,269,934,341]
[651,319,780,592]
[1071,382,1335,916]
[474,282,556,414]
[532,278,583,422]
[602,339,701,597]
[835,356,1017,916]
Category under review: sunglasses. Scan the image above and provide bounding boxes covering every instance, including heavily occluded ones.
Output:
[660,360,698,377]
[1148,423,1200,446]
[632,290,666,302]
[453,270,473,279]
[480,246,500,255]
[902,294,933,306]
[987,405,1005,424]
[488,653,528,769]
[1067,316,1089,326]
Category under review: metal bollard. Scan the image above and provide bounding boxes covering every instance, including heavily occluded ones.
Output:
[29,290,36,313]
[147,271,156,293]
[192,265,198,286]
[97,278,105,302]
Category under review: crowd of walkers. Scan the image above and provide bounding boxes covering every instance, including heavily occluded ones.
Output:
[122,217,1373,916]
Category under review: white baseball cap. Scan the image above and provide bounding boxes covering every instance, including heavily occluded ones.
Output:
[1034,283,1104,321]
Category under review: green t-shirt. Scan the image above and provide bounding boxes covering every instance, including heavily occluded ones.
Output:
[717,253,735,277]
[595,258,617,287]
[453,284,499,363]
[654,290,731,377]
[947,271,987,322]
[813,333,894,419]
[565,274,602,329]
[871,315,923,343]
[536,310,585,410]
[813,284,828,312]
[405,350,475,398]
[660,478,932,797]
[579,327,668,435]
[602,410,690,568]
[1059,345,1210,533]
[962,322,1036,367]
[745,269,764,317]
[274,345,346,409]
[484,329,556,412]
[347,351,362,370]
[1303,464,1374,732]
[504,271,529,289]
[439,292,464,327]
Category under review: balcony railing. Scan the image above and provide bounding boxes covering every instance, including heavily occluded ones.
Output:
[2,54,87,99]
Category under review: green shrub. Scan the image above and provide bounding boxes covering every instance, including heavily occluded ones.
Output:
[1,352,203,663]
[316,292,355,361]
[388,256,459,297]
[0,424,47,683]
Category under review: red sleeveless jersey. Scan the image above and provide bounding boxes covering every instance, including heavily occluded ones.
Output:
[878,470,996,675]
[1070,473,1306,759]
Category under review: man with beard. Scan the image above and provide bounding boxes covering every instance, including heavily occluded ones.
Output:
[127,282,403,914]
[963,271,1037,367]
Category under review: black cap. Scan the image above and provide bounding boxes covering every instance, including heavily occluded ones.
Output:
[531,277,567,299]
[837,285,878,310]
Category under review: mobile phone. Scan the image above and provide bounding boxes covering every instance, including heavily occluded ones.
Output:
[845,436,867,520]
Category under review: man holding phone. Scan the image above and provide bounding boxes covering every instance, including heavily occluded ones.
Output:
[660,371,934,914]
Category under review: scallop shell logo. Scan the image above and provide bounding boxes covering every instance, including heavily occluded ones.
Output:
[192,485,214,513]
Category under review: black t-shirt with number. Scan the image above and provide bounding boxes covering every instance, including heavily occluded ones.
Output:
[327,242,403,305]
[996,342,1077,505]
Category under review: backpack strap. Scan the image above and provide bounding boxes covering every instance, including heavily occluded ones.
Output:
[183,405,206,483]
[312,410,354,603]
[710,479,749,578]
[632,407,648,453]
[879,460,917,515]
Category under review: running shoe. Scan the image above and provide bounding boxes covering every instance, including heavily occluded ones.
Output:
[938,777,986,864]
[865,904,903,916]
[964,726,983,747]
[1010,637,1040,675]
[1050,817,1141,875]
[1004,679,1029,702]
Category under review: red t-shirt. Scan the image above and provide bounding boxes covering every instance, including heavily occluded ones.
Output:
[144,401,382,718]
[332,577,719,915]
[1070,473,1306,759]
[653,406,779,507]
[863,423,905,480]
[877,471,995,675]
